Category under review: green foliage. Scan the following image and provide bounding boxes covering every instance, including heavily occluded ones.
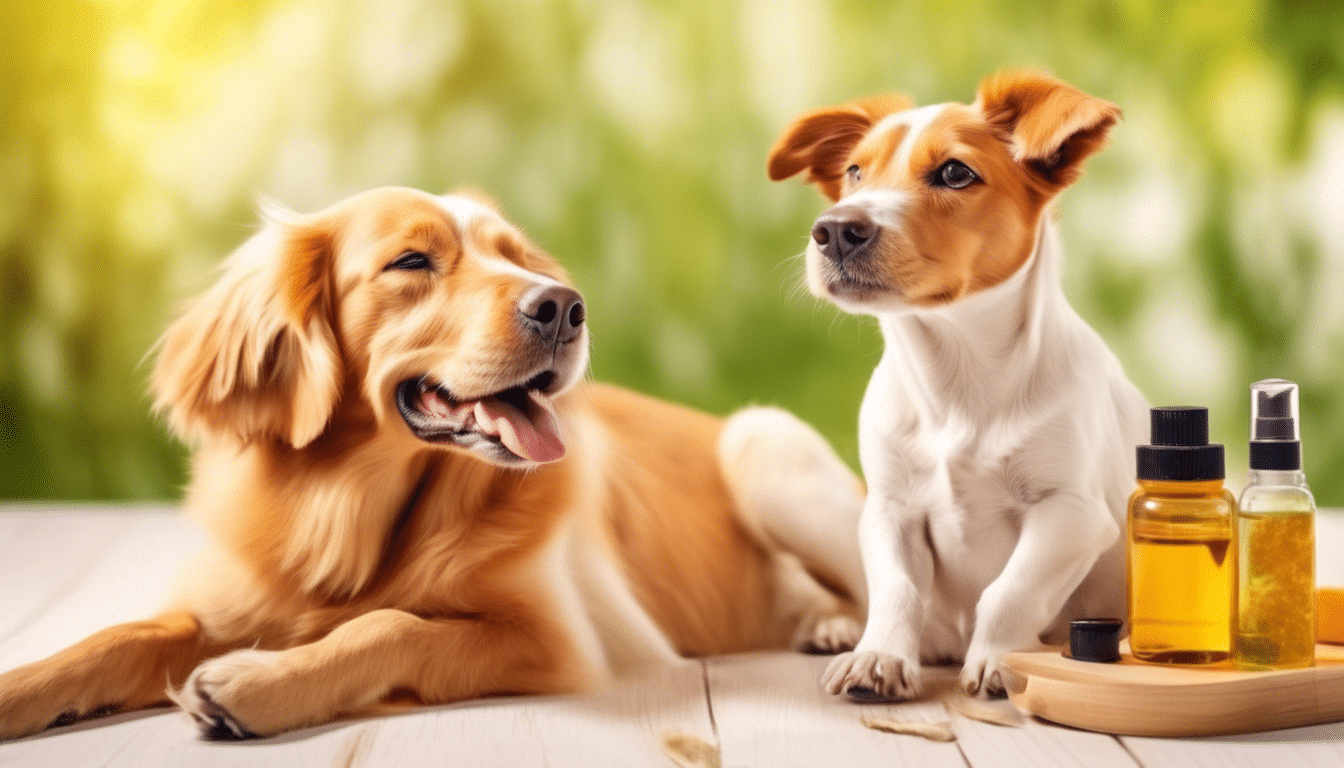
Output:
[1,0,1341,502]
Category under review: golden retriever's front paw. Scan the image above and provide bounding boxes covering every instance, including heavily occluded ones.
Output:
[170,650,280,740]
[959,648,1007,698]
[793,614,863,654]
[0,692,55,742]
[0,666,109,741]
[821,650,921,701]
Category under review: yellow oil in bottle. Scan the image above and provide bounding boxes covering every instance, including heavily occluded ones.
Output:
[1235,507,1314,668]
[1128,479,1236,664]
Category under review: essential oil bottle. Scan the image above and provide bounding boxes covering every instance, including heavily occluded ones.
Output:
[1234,379,1316,670]
[1128,406,1236,664]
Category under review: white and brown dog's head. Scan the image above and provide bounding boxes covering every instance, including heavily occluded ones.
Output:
[152,187,587,467]
[768,69,1119,314]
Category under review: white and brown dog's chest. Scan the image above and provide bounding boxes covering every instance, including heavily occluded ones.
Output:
[893,420,1062,652]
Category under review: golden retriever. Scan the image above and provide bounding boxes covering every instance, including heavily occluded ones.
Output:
[0,187,865,739]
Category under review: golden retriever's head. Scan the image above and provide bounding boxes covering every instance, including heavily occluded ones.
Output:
[768,69,1119,314]
[152,187,588,467]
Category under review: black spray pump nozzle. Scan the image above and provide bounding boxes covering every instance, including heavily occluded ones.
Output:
[1250,379,1301,470]
[1137,406,1225,481]
[1257,388,1292,418]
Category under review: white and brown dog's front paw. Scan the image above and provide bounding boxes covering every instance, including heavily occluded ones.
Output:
[822,650,920,701]
[959,646,1009,698]
[169,649,281,740]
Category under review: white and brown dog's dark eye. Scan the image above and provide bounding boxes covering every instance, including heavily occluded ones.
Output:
[385,251,432,271]
[936,160,978,189]
[846,164,861,183]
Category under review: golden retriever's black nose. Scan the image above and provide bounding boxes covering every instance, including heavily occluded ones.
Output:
[812,207,878,263]
[520,285,585,345]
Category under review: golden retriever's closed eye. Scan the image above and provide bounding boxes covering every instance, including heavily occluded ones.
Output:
[0,187,867,740]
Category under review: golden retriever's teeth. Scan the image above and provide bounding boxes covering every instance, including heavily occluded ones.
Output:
[420,387,454,419]
[473,402,498,436]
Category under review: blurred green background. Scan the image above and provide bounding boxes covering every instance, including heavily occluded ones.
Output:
[1,0,1341,503]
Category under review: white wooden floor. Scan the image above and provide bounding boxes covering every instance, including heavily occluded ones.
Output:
[2,505,1344,767]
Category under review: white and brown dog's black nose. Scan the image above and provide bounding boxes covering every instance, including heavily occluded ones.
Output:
[519,284,585,345]
[811,206,879,263]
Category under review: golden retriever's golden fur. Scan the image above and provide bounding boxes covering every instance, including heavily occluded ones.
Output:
[0,187,865,739]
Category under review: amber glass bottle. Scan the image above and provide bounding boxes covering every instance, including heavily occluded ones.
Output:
[1128,407,1236,664]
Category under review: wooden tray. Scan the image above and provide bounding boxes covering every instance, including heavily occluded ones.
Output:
[1000,644,1344,737]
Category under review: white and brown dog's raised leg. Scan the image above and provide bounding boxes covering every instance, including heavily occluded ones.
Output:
[959,491,1117,695]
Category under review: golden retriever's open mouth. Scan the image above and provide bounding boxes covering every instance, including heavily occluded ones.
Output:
[395,372,564,464]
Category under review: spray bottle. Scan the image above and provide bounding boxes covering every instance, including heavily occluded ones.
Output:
[1234,379,1316,670]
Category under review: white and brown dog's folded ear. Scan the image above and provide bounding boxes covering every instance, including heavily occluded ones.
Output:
[975,68,1121,191]
[767,93,913,201]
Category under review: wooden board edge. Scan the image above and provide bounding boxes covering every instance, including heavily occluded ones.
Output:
[1002,649,1344,737]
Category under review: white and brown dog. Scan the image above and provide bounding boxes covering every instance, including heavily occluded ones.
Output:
[768,69,1149,699]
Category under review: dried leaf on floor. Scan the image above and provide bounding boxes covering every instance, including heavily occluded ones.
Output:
[860,716,957,742]
[940,690,1024,727]
[661,731,722,768]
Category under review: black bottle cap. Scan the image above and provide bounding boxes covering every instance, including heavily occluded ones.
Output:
[1069,618,1122,663]
[1249,379,1302,470]
[1249,441,1301,470]
[1136,407,1225,481]
[1151,405,1208,445]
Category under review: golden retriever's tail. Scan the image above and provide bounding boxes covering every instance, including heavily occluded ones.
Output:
[717,407,867,609]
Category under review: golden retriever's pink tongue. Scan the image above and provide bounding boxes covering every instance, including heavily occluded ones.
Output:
[479,391,564,462]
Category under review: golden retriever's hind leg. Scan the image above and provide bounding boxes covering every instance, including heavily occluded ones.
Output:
[719,406,868,607]
[171,608,590,739]
[0,612,210,741]
[772,553,864,654]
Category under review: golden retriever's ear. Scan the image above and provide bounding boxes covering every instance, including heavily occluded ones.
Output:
[767,93,912,201]
[976,68,1121,190]
[451,186,500,211]
[151,214,341,448]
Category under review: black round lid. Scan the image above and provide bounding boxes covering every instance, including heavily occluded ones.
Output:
[1069,618,1122,663]
[1136,406,1225,481]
